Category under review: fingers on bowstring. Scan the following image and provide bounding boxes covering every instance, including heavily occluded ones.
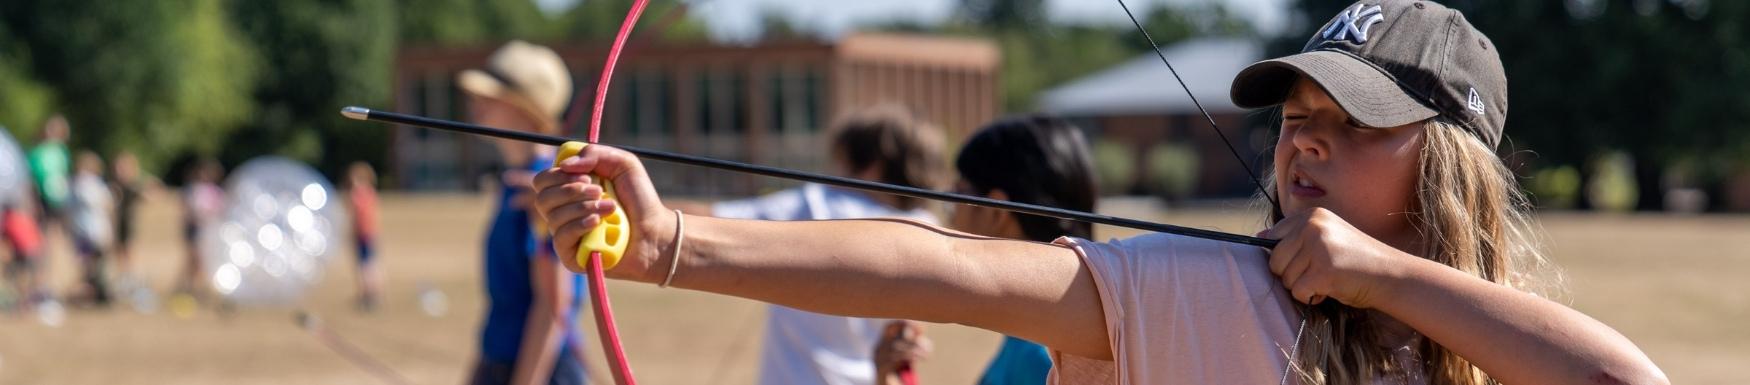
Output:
[1266,228,1303,276]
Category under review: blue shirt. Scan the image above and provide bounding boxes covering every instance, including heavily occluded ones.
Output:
[977,336,1052,385]
[479,157,586,363]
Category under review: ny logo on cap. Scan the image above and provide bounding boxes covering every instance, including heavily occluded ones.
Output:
[1322,3,1385,44]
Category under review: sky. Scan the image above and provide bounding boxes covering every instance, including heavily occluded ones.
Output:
[533,0,1291,40]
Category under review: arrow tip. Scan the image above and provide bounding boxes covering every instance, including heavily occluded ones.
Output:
[340,106,370,120]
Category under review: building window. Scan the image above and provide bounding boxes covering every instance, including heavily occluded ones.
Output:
[697,67,748,135]
[606,69,672,136]
[802,69,823,132]
[768,70,785,133]
[620,73,641,135]
[765,65,823,134]
[648,70,673,135]
[566,70,596,137]
[695,71,712,134]
[410,76,431,140]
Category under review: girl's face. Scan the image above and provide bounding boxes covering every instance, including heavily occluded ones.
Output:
[1273,78,1424,246]
[467,94,535,132]
[468,94,540,163]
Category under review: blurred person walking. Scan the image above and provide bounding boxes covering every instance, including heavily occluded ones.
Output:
[26,116,70,264]
[346,161,383,312]
[2,202,46,311]
[66,151,113,306]
[109,151,147,285]
[458,40,588,385]
[177,159,224,301]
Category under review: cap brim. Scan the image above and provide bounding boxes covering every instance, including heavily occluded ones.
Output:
[1231,50,1436,128]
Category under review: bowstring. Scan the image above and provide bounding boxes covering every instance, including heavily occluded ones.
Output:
[1113,0,1278,210]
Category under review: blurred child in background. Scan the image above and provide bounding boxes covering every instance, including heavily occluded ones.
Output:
[458,40,587,385]
[873,116,1098,385]
[3,202,46,311]
[678,104,948,385]
[27,116,70,244]
[178,159,224,299]
[347,161,383,312]
[109,150,147,288]
[67,151,113,306]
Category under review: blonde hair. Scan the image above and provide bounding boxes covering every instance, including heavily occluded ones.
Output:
[1267,119,1560,385]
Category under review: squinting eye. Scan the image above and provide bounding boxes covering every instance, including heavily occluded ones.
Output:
[1345,117,1369,128]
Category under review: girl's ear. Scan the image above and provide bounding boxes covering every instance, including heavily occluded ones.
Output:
[984,188,1023,236]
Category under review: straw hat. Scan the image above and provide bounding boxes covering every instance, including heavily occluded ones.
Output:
[457,40,573,132]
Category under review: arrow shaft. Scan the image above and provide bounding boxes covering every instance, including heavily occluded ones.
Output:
[345,107,1277,248]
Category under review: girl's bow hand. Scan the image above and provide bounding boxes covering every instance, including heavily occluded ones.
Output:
[531,143,676,282]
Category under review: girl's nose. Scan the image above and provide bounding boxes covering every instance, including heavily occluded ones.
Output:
[1289,122,1329,160]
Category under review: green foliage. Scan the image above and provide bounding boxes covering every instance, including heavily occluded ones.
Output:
[228,0,396,179]
[0,28,54,141]
[873,2,1253,112]
[753,7,822,41]
[398,0,559,44]
[1091,139,1136,195]
[0,0,257,174]
[561,0,707,42]
[1587,151,1639,212]
[1120,3,1255,52]
[1528,165,1582,209]
[1146,143,1200,201]
[956,0,1046,30]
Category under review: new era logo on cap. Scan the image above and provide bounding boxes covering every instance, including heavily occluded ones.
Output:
[1322,3,1385,44]
[1466,87,1486,115]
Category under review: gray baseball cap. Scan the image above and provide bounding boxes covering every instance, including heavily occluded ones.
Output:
[1231,0,1508,148]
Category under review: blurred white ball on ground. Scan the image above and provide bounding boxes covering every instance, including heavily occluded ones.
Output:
[418,283,448,318]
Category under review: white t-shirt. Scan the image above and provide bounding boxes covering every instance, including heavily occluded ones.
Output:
[68,172,113,246]
[1047,233,1304,385]
[713,183,937,385]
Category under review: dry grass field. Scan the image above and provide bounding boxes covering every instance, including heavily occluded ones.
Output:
[0,194,1743,384]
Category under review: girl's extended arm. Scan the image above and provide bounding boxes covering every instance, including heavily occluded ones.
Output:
[531,144,1112,359]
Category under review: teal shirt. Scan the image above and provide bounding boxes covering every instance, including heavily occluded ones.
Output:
[978,336,1052,385]
[27,142,69,209]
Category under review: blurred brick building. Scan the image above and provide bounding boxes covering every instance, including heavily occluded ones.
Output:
[391,33,999,196]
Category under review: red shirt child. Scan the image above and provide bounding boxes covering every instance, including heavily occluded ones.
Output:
[3,206,44,259]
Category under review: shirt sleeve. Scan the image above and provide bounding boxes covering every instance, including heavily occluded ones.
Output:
[1047,234,1300,385]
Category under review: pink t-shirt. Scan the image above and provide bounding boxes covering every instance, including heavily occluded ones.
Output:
[1047,233,1304,385]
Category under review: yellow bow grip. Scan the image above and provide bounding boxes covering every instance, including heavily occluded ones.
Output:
[555,141,629,270]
